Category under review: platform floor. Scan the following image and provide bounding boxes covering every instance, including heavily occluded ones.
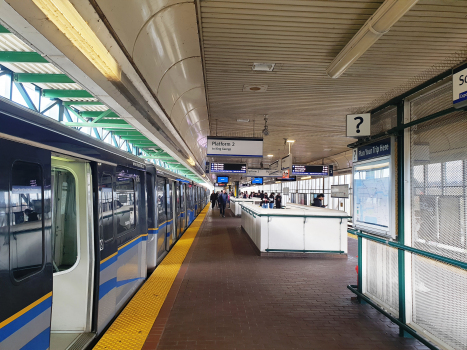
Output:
[138,207,429,350]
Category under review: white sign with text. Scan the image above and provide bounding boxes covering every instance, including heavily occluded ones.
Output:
[207,137,263,157]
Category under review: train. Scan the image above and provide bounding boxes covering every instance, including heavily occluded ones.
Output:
[0,97,210,350]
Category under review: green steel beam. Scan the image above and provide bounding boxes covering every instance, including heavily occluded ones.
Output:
[14,73,74,84]
[64,106,86,122]
[91,109,113,123]
[111,131,142,136]
[42,89,93,98]
[119,136,149,140]
[62,101,103,106]
[64,122,133,129]
[0,51,48,63]
[0,24,10,33]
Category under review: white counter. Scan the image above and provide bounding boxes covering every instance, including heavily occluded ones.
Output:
[240,203,351,256]
[230,198,262,216]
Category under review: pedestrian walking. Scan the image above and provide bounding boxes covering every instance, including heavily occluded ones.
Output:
[210,190,217,209]
[218,190,228,217]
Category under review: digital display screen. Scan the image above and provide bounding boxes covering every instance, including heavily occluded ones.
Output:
[291,165,333,176]
[275,176,296,182]
[251,177,263,184]
[217,176,229,184]
[211,163,246,173]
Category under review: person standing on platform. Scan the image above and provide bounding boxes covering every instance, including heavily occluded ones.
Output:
[269,192,275,208]
[260,191,264,200]
[218,189,228,217]
[312,193,327,208]
[275,193,282,209]
[210,190,217,209]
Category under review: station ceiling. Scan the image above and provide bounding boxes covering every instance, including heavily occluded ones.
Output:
[197,0,467,166]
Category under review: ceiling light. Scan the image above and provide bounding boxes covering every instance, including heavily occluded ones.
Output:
[252,63,275,72]
[187,157,196,166]
[237,119,250,123]
[324,148,332,151]
[243,84,268,92]
[32,0,121,81]
[267,154,273,157]
[287,140,295,143]
[326,0,418,78]
[301,176,312,180]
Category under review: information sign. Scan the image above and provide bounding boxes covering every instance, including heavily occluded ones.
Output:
[210,163,246,173]
[453,62,467,109]
[217,176,229,184]
[353,137,391,162]
[276,176,296,182]
[331,185,349,198]
[207,137,263,157]
[251,177,263,185]
[291,165,333,176]
[347,113,371,137]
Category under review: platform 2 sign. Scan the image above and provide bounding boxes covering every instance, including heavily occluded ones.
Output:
[353,137,391,162]
[453,62,467,109]
[207,137,263,157]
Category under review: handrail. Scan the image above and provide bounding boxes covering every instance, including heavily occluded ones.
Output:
[349,229,467,270]
[347,285,439,350]
[240,204,351,219]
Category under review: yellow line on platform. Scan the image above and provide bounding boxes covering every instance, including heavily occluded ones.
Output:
[348,232,358,240]
[93,205,210,350]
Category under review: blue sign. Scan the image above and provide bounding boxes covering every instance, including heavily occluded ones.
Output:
[251,177,263,184]
[217,176,229,183]
[355,138,391,162]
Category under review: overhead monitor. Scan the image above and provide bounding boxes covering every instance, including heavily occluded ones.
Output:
[217,176,229,184]
[251,177,263,185]
[210,162,247,173]
[291,165,333,176]
[275,176,296,182]
[331,184,349,198]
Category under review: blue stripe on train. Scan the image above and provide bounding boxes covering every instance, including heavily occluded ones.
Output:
[99,277,145,300]
[21,327,50,350]
[0,297,52,342]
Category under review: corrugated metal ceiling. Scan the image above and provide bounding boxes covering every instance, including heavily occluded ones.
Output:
[198,0,467,164]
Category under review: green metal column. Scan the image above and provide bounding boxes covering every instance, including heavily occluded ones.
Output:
[396,101,408,337]
[358,235,363,294]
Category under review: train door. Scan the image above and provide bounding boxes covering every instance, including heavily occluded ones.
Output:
[146,170,157,271]
[156,176,168,262]
[165,180,173,250]
[50,156,95,349]
[175,182,181,239]
[0,139,53,350]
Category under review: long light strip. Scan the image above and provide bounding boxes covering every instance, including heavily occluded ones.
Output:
[326,0,418,78]
[32,0,121,81]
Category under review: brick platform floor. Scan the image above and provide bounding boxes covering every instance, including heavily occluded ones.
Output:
[144,207,428,350]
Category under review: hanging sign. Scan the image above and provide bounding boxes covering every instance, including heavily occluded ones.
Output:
[354,137,391,162]
[346,113,371,137]
[207,137,263,157]
[453,62,467,109]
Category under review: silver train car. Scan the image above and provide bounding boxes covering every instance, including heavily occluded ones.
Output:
[0,98,209,350]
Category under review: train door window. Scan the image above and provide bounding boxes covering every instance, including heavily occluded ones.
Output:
[157,177,166,225]
[146,173,155,228]
[115,177,135,235]
[100,174,114,241]
[10,161,44,280]
[52,168,78,272]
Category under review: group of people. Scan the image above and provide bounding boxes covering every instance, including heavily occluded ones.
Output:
[239,190,282,209]
[210,190,234,217]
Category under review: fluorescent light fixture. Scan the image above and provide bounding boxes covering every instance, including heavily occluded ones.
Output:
[326,0,418,78]
[237,119,250,122]
[32,0,121,81]
[252,63,275,72]
[267,154,273,157]
[187,157,196,166]
[287,140,295,143]
[324,148,332,151]
[301,176,312,180]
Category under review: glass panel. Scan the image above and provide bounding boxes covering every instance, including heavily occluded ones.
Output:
[146,173,155,229]
[52,168,78,272]
[115,177,135,235]
[100,174,114,241]
[157,177,167,225]
[10,161,44,280]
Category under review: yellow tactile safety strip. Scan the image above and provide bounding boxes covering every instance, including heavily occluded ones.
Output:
[348,232,358,239]
[93,205,210,350]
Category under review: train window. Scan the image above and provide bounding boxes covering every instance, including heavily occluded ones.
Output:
[52,168,78,273]
[100,174,114,242]
[146,173,155,229]
[157,177,166,225]
[10,161,44,280]
[115,177,135,235]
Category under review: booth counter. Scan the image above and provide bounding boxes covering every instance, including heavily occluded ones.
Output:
[230,197,262,216]
[240,203,351,257]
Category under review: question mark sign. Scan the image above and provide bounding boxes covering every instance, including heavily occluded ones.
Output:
[354,116,364,134]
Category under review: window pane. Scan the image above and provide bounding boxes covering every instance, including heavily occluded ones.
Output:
[115,177,135,235]
[427,163,441,186]
[157,177,167,225]
[100,174,114,241]
[52,168,78,272]
[10,161,44,280]
[445,160,463,186]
